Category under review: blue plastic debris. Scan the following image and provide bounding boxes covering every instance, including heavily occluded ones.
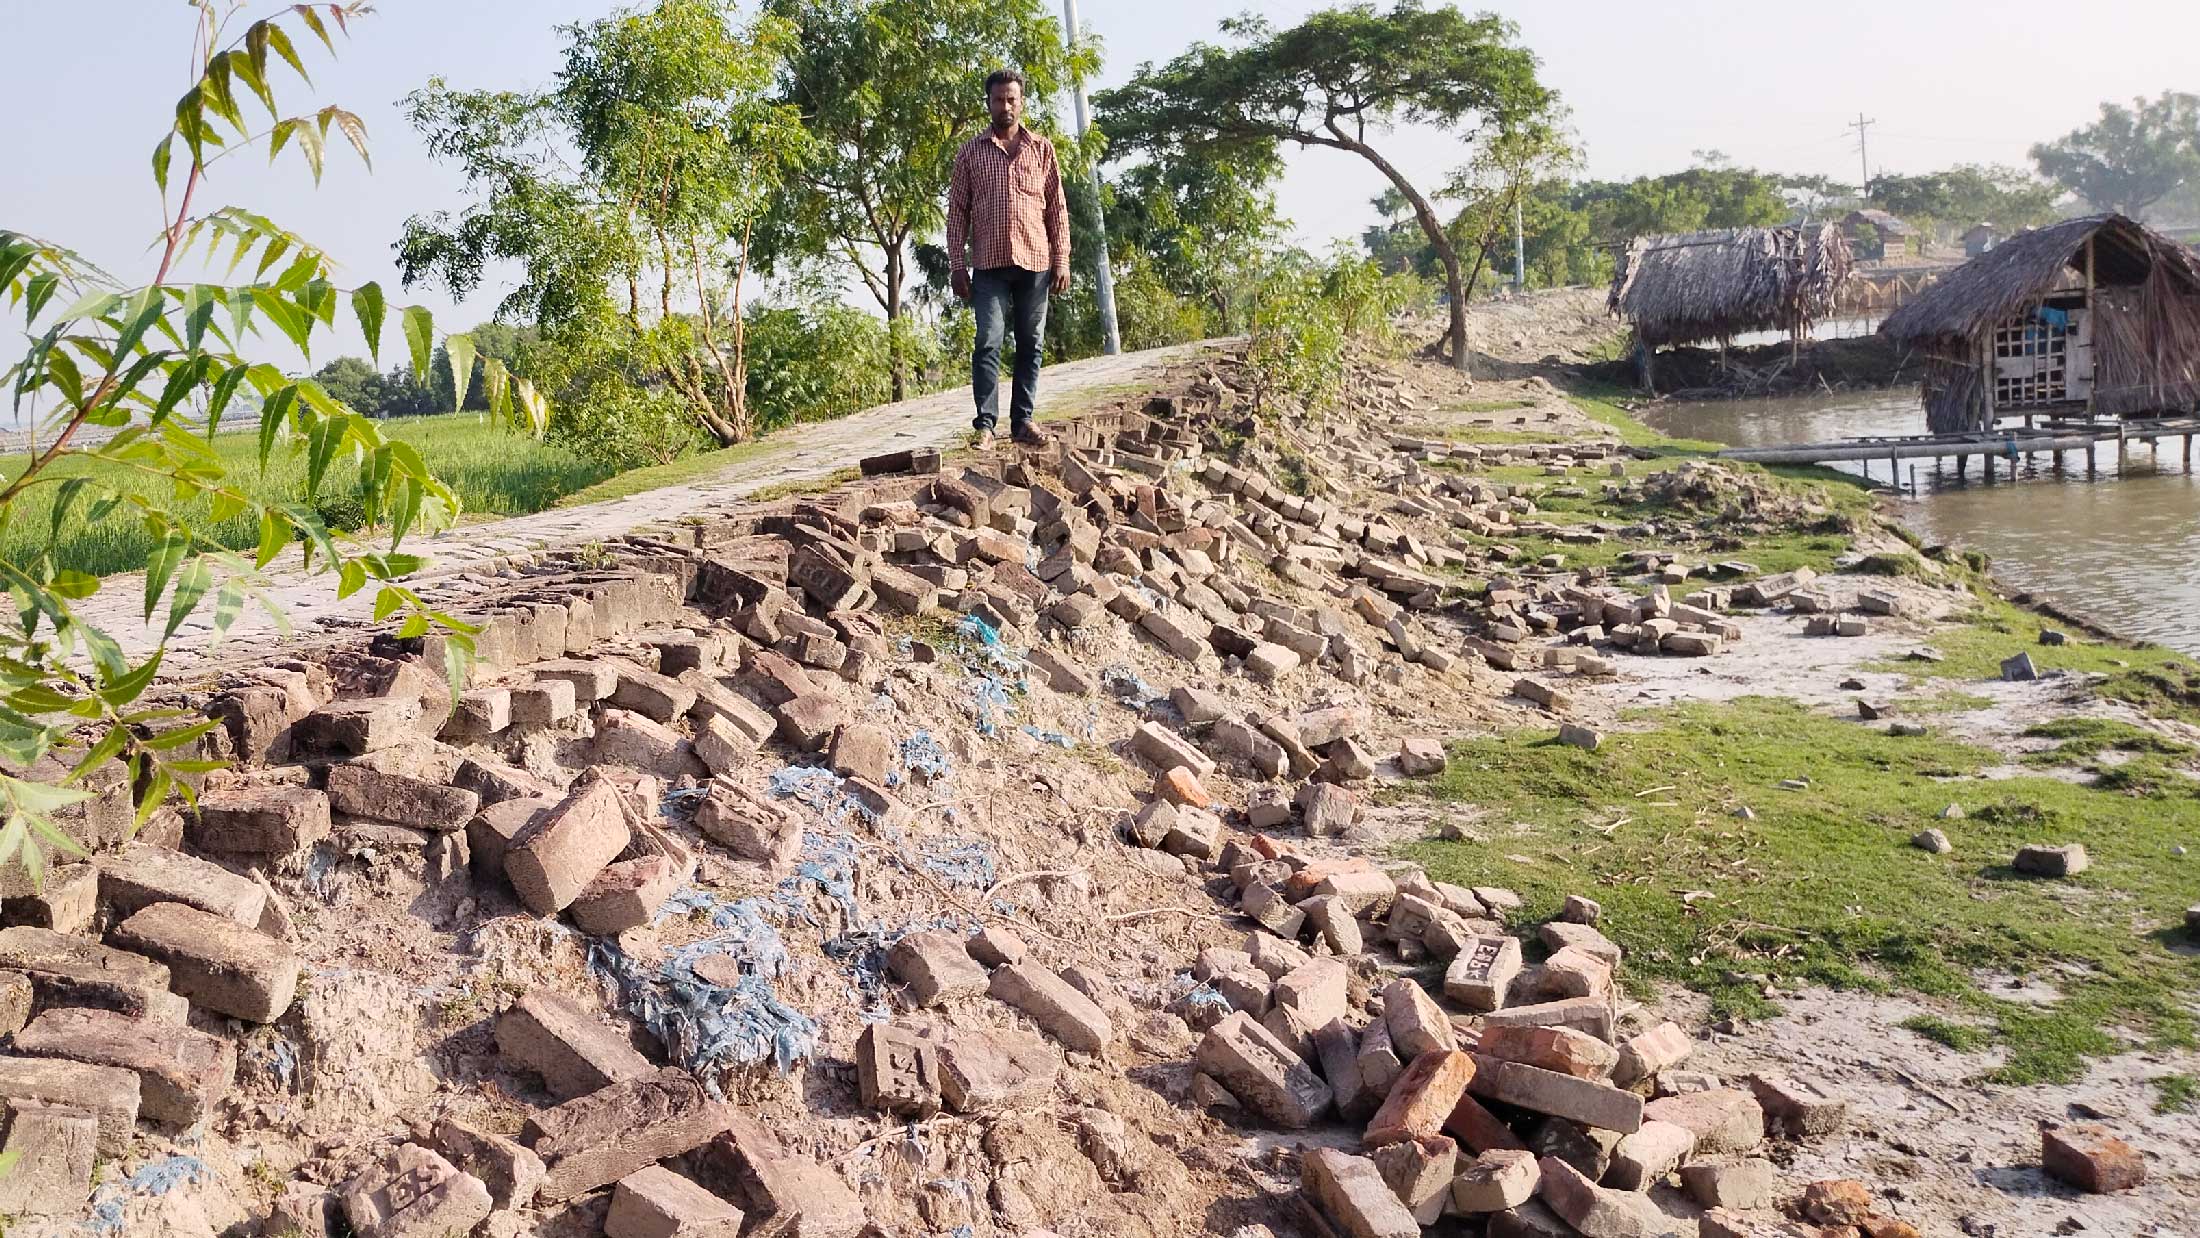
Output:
[1102,664,1160,706]
[86,1155,211,1233]
[918,838,997,890]
[902,730,954,781]
[588,894,820,1092]
[784,831,863,924]
[969,676,1018,737]
[1181,985,1235,1015]
[1021,724,1074,749]
[767,764,884,826]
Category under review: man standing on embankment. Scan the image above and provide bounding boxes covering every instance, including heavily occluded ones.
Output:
[946,68,1070,450]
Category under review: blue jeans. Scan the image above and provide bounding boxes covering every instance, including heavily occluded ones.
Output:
[971,266,1050,432]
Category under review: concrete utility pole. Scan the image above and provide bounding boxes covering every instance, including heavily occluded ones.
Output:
[1062,0,1120,355]
[1848,113,1876,193]
[1513,195,1526,292]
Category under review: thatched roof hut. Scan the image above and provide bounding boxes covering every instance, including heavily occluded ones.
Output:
[1607,224,1854,353]
[1881,214,2200,432]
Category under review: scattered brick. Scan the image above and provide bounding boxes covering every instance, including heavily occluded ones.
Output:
[1535,1155,1681,1238]
[1613,1021,1691,1089]
[1642,1089,1764,1154]
[0,1056,140,1158]
[11,1007,233,1125]
[856,1022,942,1116]
[340,1143,493,1238]
[1477,1024,1618,1081]
[1366,1049,1475,1147]
[188,785,331,855]
[435,1117,546,1211]
[1679,1159,1777,1211]
[1748,1073,1846,1140]
[608,1165,745,1238]
[108,901,300,1023]
[1371,1134,1456,1225]
[1301,1147,1420,1238]
[2042,1122,2147,1193]
[1452,1148,1540,1213]
[1444,934,1523,1012]
[326,763,480,831]
[1196,1011,1332,1128]
[524,1067,733,1203]
[569,856,680,936]
[1469,1055,1644,1133]
[495,988,654,1101]
[989,962,1113,1053]
[887,930,990,1006]
[1382,977,1457,1058]
[505,779,631,916]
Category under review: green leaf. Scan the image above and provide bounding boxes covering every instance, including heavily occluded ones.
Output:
[444,333,475,412]
[372,585,403,621]
[351,282,386,365]
[296,4,336,54]
[258,384,298,467]
[255,508,289,569]
[49,477,92,546]
[182,283,217,350]
[304,413,343,495]
[481,357,511,423]
[80,627,127,681]
[48,571,98,601]
[153,354,214,424]
[441,630,475,698]
[99,652,165,709]
[250,288,312,357]
[23,272,61,321]
[210,581,246,639]
[400,304,433,382]
[265,21,308,83]
[336,558,366,599]
[152,133,175,197]
[65,726,129,784]
[164,559,212,641]
[142,531,189,622]
[396,612,429,639]
[206,362,250,436]
[142,716,222,751]
[4,776,92,817]
[208,489,247,524]
[111,287,165,360]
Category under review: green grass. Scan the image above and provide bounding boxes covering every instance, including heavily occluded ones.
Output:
[2156,1072,2198,1114]
[1867,592,2200,721]
[555,438,778,507]
[1401,696,2200,1085]
[1901,1014,1994,1052]
[2021,717,2193,762]
[8,413,611,577]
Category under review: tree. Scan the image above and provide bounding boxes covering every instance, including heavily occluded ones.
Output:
[1870,164,2060,240]
[313,356,387,416]
[398,0,807,447]
[1443,111,1579,299]
[1097,1,1554,372]
[0,3,513,881]
[756,0,1089,400]
[1102,135,1283,331]
[2031,92,2200,218]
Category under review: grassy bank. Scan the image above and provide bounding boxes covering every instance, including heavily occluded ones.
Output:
[1402,698,2199,1085]
[1400,381,2200,1086]
[5,413,616,577]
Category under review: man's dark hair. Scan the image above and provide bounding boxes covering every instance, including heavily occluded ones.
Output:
[985,68,1025,98]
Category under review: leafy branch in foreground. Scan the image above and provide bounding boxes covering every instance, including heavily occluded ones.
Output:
[0,2,542,882]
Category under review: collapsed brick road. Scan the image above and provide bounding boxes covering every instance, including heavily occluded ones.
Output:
[0,326,2165,1236]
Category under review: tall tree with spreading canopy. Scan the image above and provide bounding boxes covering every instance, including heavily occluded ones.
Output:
[1097,1,1554,372]
[2031,92,2200,218]
[757,0,1092,400]
[398,0,807,450]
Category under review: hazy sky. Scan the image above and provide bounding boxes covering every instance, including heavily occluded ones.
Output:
[3,0,2196,366]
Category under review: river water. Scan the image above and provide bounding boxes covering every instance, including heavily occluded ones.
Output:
[1640,392,2200,655]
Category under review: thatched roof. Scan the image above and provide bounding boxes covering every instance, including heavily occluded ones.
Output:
[1608,224,1854,348]
[1882,214,2200,344]
[1845,208,1916,237]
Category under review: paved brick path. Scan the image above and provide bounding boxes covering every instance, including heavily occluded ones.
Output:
[85,340,1222,673]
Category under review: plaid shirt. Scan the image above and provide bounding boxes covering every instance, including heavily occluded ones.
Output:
[945,124,1069,279]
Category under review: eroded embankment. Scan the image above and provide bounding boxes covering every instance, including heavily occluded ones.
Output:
[0,319,2192,1238]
